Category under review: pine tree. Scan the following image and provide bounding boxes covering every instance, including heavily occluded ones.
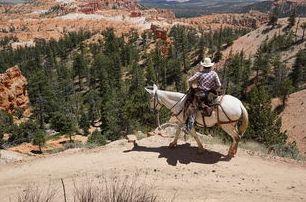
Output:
[169,25,194,72]
[102,89,123,141]
[56,62,74,101]
[103,28,120,55]
[166,59,185,92]
[84,90,101,125]
[124,63,150,132]
[213,49,223,63]
[0,110,14,145]
[225,52,251,98]
[50,112,76,142]
[268,8,279,28]
[28,70,58,128]
[245,86,287,146]
[145,59,157,85]
[290,49,306,88]
[301,22,306,41]
[271,55,293,106]
[72,53,87,91]
[91,54,111,94]
[32,129,46,153]
[287,9,296,29]
[79,112,91,136]
[150,48,164,84]
[253,44,271,86]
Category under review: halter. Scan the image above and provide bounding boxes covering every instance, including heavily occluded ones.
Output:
[152,91,160,112]
[152,89,188,115]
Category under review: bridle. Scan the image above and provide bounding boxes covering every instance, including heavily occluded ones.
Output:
[152,91,160,112]
[152,89,187,116]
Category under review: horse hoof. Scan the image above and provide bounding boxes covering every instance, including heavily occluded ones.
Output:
[169,142,177,149]
[227,150,236,158]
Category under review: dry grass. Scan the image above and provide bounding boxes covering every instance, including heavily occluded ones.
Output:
[17,183,57,202]
[73,175,158,202]
[17,175,158,202]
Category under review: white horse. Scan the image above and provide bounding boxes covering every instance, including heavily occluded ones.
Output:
[145,84,249,158]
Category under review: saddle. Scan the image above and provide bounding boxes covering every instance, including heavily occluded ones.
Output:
[184,88,218,117]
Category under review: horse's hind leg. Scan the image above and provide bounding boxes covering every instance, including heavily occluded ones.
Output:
[190,128,205,153]
[169,125,181,148]
[221,124,240,158]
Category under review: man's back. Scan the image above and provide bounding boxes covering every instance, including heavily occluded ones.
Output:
[189,69,221,91]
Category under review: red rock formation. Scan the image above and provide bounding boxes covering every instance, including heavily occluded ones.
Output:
[78,2,99,14]
[150,24,168,40]
[130,10,141,17]
[0,66,29,114]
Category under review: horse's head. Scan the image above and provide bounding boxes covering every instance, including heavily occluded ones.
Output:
[145,84,162,111]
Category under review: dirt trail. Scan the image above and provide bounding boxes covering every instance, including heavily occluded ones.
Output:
[0,135,306,202]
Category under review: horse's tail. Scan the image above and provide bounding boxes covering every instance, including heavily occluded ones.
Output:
[238,103,249,137]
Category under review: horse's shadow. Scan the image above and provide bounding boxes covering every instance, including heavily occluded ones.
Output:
[124,143,231,166]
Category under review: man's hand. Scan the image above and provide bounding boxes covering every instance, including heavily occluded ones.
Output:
[216,87,223,95]
[189,80,198,89]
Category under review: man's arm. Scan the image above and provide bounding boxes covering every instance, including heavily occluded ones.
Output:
[188,72,200,84]
[188,72,200,88]
[214,72,222,88]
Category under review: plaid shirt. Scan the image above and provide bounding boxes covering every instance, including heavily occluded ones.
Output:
[188,70,221,91]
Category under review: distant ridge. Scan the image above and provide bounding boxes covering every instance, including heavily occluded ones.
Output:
[240,0,306,17]
[0,0,27,4]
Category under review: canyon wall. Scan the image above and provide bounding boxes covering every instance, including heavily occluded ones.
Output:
[0,66,29,114]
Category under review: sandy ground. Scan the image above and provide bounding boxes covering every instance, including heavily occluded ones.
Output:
[0,135,306,202]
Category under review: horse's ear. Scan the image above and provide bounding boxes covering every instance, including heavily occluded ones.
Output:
[153,84,158,94]
[145,87,153,95]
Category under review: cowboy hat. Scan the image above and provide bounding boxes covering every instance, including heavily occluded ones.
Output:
[200,57,214,68]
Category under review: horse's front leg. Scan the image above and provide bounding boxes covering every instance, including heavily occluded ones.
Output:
[169,125,181,148]
[189,128,205,153]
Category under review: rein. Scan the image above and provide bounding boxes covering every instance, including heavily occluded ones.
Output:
[153,89,188,114]
[169,89,189,115]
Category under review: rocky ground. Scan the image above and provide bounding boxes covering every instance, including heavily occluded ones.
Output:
[221,18,306,67]
[0,135,305,202]
[281,89,306,156]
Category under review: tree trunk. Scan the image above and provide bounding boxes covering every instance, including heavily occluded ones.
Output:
[79,74,82,91]
[69,134,73,142]
[282,94,287,107]
[295,16,300,42]
[156,111,160,128]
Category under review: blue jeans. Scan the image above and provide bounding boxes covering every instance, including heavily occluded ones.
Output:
[186,113,195,131]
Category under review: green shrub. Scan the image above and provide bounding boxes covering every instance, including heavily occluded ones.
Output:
[32,129,46,153]
[88,130,106,146]
[50,112,76,138]
[13,107,24,119]
[0,110,13,126]
[8,120,40,145]
[79,113,90,136]
[270,142,300,160]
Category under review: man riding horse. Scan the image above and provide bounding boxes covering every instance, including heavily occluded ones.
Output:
[185,57,221,131]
